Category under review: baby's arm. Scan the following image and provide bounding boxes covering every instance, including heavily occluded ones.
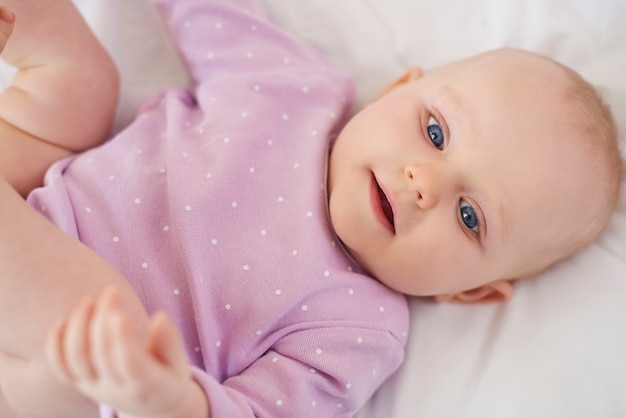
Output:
[0,2,119,196]
[47,286,210,418]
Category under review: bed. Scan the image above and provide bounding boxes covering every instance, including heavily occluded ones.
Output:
[9,0,626,416]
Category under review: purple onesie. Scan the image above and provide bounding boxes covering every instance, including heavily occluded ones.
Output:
[27,0,409,416]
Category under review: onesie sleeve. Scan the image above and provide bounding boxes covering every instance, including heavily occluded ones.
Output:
[193,324,404,417]
[151,0,333,87]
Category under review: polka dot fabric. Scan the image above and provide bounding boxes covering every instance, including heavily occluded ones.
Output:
[28,0,409,416]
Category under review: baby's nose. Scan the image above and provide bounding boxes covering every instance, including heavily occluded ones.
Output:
[404,163,452,209]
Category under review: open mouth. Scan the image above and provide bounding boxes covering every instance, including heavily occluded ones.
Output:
[372,173,395,233]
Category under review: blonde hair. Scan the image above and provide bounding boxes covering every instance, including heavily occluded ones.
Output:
[556,62,623,247]
[528,53,624,273]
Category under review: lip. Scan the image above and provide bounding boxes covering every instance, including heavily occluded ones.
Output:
[370,172,396,234]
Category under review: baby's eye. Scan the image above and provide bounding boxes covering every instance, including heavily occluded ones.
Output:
[427,116,445,149]
[460,200,479,232]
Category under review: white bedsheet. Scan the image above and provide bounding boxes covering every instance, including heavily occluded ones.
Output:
[12,0,626,416]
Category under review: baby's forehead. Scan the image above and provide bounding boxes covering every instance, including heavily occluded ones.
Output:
[436,49,573,92]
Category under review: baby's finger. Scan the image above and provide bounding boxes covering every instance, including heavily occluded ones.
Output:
[110,310,148,383]
[0,7,15,53]
[45,318,73,383]
[149,311,190,376]
[63,297,97,381]
[90,286,125,383]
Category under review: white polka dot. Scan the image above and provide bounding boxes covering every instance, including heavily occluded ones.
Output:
[141,262,148,269]
[256,330,263,335]
[348,266,353,272]
[85,208,92,213]
[173,289,180,295]
[182,152,188,158]
[292,250,298,256]
[346,383,352,389]
[316,348,322,355]
[207,52,214,59]
[253,84,261,92]
[260,229,267,236]
[223,137,231,144]
[159,168,166,174]
[197,127,205,134]
[134,198,141,204]
[206,172,212,179]
[336,403,343,408]
[282,114,289,121]
[163,225,170,232]
[330,112,337,119]
[379,306,385,312]
[302,86,309,93]
[211,239,218,245]
[348,289,354,295]
[215,21,223,29]
[246,52,253,59]
[249,167,255,174]
[357,337,364,344]
[216,340,222,347]
[194,346,201,352]
[324,270,330,277]
[267,139,273,146]
[225,304,232,310]
[112,236,120,243]
[301,304,309,311]
[276,400,283,406]
[311,130,318,136]
[293,162,300,168]
[372,369,377,376]
[243,264,250,271]
[283,57,291,64]
[241,111,249,117]
[306,211,313,217]
[109,176,115,181]
[312,401,317,407]
[275,289,282,295]
[310,368,316,373]
[185,205,192,212]
[232,201,238,208]
[272,357,278,363]
[277,196,285,202]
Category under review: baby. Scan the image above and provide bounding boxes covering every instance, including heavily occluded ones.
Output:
[0,0,621,417]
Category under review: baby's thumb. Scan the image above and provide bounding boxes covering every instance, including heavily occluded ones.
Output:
[148,311,191,376]
[0,7,15,54]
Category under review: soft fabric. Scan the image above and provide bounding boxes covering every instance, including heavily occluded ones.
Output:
[27,0,409,416]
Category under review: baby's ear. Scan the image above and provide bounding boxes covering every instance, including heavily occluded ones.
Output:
[433,280,514,304]
[376,66,423,99]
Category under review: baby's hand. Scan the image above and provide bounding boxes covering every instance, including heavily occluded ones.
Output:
[46,286,207,418]
[0,7,15,54]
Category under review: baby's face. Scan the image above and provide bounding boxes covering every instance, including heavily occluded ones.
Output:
[328,51,596,297]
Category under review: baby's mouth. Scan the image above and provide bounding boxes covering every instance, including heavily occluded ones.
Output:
[374,175,395,233]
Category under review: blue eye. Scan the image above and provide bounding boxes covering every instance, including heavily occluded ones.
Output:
[460,200,479,231]
[427,116,444,149]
